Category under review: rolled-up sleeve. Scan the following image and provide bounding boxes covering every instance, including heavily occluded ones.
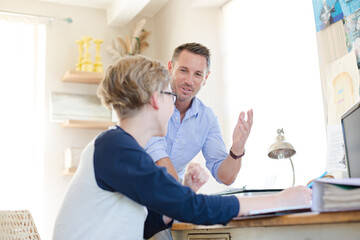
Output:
[202,117,228,183]
[145,137,169,162]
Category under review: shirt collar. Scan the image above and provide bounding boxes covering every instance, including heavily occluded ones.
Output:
[177,97,199,120]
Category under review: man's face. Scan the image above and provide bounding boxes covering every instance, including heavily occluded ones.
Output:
[169,50,209,103]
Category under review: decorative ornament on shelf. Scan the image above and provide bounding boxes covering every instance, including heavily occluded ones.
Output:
[75,39,84,71]
[107,18,151,62]
[93,39,104,73]
[75,36,103,73]
[81,36,93,72]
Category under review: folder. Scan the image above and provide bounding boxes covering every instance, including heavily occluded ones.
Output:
[311,178,360,212]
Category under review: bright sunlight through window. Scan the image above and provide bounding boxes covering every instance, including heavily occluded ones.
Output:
[0,17,45,230]
[222,0,327,189]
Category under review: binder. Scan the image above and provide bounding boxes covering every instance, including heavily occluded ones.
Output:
[312,178,360,212]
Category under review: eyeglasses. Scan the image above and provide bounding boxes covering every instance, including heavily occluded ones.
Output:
[160,91,177,103]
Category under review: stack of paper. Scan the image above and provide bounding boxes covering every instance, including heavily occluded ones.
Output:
[312,178,360,212]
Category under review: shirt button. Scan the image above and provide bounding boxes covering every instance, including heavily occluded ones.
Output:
[175,140,178,143]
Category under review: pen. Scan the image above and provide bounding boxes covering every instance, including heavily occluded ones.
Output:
[307,171,328,188]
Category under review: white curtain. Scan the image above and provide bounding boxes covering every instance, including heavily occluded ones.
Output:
[0,15,46,233]
[222,0,327,188]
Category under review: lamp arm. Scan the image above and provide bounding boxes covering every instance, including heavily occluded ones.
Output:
[289,157,295,187]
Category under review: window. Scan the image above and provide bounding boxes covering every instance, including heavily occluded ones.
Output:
[222,0,327,188]
[0,17,46,232]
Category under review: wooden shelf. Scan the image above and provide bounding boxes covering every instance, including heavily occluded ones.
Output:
[61,119,117,130]
[62,167,77,176]
[62,70,104,84]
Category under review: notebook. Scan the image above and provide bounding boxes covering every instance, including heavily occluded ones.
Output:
[232,204,312,220]
[341,101,360,178]
[247,204,311,216]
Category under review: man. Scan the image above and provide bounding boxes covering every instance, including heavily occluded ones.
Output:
[146,42,253,186]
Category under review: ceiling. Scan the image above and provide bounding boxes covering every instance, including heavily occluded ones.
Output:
[31,0,229,27]
[32,0,168,27]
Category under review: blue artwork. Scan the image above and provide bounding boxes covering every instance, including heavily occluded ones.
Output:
[344,8,360,68]
[313,0,344,32]
[339,0,360,17]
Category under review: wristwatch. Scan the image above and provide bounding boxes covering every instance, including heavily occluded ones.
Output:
[229,148,245,159]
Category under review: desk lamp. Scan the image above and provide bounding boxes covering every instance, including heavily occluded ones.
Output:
[268,128,296,187]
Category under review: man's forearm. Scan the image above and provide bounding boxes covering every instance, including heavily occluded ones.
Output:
[155,157,179,181]
[217,154,242,185]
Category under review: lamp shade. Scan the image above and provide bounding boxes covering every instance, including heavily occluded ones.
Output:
[268,129,296,159]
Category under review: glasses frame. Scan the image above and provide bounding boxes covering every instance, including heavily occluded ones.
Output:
[160,91,177,103]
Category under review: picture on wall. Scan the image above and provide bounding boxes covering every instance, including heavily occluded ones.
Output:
[312,0,344,32]
[323,51,360,126]
[339,0,360,17]
[50,92,112,122]
[344,8,360,68]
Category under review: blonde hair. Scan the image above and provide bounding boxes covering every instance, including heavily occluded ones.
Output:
[97,55,170,119]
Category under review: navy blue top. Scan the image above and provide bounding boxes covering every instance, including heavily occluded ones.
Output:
[93,126,239,239]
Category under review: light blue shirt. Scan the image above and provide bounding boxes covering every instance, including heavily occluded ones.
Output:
[145,97,228,183]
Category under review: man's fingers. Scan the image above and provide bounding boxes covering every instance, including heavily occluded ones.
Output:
[237,112,245,125]
[247,109,253,127]
[192,171,200,180]
[201,173,209,184]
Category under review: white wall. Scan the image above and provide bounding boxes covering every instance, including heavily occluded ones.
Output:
[0,1,154,239]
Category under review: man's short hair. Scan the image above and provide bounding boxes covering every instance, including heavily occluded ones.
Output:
[172,42,211,71]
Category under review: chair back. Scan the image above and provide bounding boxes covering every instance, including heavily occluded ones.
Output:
[0,210,41,240]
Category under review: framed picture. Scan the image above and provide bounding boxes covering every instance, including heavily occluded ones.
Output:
[313,0,344,32]
[344,9,360,68]
[50,92,112,122]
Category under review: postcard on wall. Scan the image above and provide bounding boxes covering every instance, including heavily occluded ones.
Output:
[323,51,360,126]
[313,0,344,32]
[50,92,112,122]
[344,8,360,68]
[326,124,347,172]
[339,0,360,17]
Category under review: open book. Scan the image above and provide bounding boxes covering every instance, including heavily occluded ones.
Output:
[312,178,360,212]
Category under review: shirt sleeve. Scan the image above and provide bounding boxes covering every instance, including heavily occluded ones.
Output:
[94,131,239,235]
[143,209,173,239]
[145,136,169,162]
[202,116,229,183]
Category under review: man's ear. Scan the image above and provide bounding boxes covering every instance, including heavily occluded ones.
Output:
[203,71,210,86]
[149,92,160,110]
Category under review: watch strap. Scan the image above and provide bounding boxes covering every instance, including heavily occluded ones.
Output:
[229,148,245,159]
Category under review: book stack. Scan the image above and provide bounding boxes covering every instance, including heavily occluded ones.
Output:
[312,178,360,212]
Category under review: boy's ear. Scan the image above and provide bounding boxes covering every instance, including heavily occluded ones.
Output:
[168,61,173,72]
[149,92,160,110]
